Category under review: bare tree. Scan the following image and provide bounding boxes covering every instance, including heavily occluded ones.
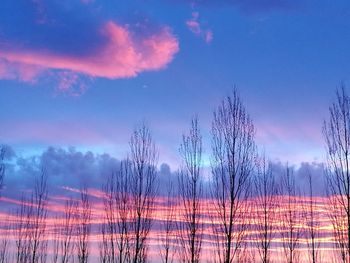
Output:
[14,170,49,263]
[210,89,256,263]
[76,187,91,263]
[14,194,33,263]
[58,198,77,263]
[159,183,176,263]
[0,216,10,263]
[51,215,60,263]
[303,169,321,263]
[100,222,109,263]
[236,240,255,263]
[0,149,8,262]
[178,116,203,263]
[100,160,131,263]
[129,124,158,263]
[328,195,348,263]
[114,161,132,263]
[280,165,301,263]
[0,146,5,193]
[30,170,49,263]
[0,147,7,262]
[0,238,8,263]
[323,85,350,262]
[254,154,278,263]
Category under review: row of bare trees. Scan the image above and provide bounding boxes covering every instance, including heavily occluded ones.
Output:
[0,87,350,262]
[100,125,158,263]
[12,173,92,263]
[14,171,48,263]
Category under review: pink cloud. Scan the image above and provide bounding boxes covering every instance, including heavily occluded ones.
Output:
[186,12,201,34]
[205,30,213,43]
[56,71,89,97]
[186,20,201,34]
[0,21,179,84]
[186,12,213,43]
[0,59,43,83]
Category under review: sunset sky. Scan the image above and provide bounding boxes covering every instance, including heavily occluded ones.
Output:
[1,0,350,170]
[2,1,350,262]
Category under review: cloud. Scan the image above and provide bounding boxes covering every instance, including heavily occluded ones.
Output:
[186,12,213,43]
[0,22,179,81]
[55,71,90,97]
[2,146,179,197]
[270,161,326,196]
[0,59,43,83]
[205,30,213,43]
[0,145,16,160]
[0,1,179,94]
[3,147,119,196]
[186,12,201,34]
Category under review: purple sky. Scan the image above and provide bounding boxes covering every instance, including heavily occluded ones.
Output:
[1,0,350,169]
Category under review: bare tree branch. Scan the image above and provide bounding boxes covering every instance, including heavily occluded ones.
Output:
[253,154,278,263]
[0,146,5,195]
[210,89,256,263]
[59,198,77,263]
[76,187,91,263]
[129,124,158,263]
[158,182,176,263]
[100,160,131,263]
[280,165,301,263]
[324,85,350,262]
[303,168,321,263]
[178,116,203,263]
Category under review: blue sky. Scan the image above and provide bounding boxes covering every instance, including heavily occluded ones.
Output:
[1,0,350,168]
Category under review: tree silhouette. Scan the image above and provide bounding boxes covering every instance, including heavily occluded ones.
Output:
[76,187,91,263]
[254,154,278,263]
[210,89,256,263]
[129,124,158,263]
[178,117,203,263]
[324,86,350,262]
[280,165,301,263]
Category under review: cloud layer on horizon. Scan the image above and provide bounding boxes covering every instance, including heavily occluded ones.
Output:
[1,146,326,200]
[2,146,179,197]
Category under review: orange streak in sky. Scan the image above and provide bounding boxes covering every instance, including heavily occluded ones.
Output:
[0,190,346,262]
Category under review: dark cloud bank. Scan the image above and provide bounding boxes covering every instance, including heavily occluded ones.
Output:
[1,145,326,200]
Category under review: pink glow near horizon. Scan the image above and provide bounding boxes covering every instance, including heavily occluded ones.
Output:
[0,188,345,262]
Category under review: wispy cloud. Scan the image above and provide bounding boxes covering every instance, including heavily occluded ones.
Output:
[186,12,213,43]
[55,71,90,97]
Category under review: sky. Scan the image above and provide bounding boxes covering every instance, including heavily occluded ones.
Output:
[0,2,349,261]
[1,0,350,170]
